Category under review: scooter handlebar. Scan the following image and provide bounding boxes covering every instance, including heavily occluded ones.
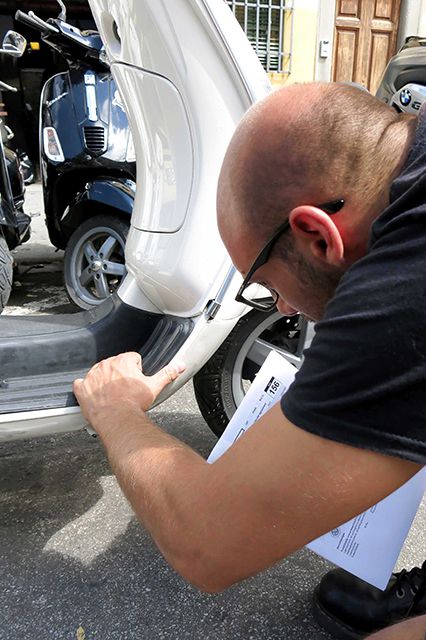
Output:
[15,9,100,56]
[15,10,59,35]
[0,80,17,93]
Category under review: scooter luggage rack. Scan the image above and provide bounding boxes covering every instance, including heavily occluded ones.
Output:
[0,295,193,415]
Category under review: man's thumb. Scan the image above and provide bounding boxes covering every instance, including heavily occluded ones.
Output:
[150,362,186,395]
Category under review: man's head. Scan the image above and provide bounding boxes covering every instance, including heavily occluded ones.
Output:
[218,82,416,321]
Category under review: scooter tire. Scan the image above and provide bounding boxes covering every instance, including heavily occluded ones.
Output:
[64,214,129,310]
[0,235,13,313]
[193,310,304,438]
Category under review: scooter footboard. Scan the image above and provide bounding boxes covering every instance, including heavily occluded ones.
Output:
[0,295,193,415]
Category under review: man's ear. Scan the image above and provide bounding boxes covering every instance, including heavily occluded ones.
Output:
[288,205,344,266]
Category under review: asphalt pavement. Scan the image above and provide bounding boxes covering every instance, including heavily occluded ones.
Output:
[1,185,425,640]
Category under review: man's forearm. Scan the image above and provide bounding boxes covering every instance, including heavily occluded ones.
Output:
[92,406,213,587]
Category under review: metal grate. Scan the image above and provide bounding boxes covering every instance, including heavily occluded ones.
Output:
[83,126,106,154]
[226,0,293,74]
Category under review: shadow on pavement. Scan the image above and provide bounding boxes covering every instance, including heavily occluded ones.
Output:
[0,413,333,640]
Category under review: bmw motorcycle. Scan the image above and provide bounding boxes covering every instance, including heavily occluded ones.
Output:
[376,36,426,114]
[0,31,31,313]
[0,0,312,441]
[16,4,136,310]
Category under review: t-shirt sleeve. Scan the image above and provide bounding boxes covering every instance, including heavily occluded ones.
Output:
[281,222,426,465]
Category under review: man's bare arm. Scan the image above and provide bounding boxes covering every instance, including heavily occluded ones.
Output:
[74,353,420,593]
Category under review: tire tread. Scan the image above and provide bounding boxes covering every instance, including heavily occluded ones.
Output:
[0,235,13,313]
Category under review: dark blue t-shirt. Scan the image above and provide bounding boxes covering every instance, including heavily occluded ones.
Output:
[281,109,426,465]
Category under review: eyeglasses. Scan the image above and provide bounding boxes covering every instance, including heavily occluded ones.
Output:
[235,199,345,312]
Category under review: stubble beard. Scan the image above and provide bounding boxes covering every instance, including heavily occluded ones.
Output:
[291,251,345,323]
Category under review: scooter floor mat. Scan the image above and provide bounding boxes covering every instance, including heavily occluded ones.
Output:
[0,369,86,414]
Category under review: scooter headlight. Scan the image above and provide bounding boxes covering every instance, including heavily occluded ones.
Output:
[43,126,65,163]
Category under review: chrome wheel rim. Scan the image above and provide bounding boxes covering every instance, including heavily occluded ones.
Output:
[231,312,313,408]
[69,225,126,307]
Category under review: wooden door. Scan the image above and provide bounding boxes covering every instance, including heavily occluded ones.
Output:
[333,0,401,93]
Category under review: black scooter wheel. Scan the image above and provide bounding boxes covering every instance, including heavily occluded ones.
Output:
[0,235,13,313]
[193,310,306,437]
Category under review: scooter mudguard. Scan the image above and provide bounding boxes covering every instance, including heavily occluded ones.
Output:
[60,177,135,235]
[0,0,270,440]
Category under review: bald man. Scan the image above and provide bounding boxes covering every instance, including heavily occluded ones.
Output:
[74,83,426,639]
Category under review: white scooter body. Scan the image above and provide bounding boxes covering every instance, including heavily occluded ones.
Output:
[96,0,271,387]
[0,0,271,440]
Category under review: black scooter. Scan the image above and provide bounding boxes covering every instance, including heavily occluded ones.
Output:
[0,30,31,313]
[16,3,136,309]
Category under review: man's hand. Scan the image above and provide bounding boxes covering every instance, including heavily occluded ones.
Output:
[73,352,185,430]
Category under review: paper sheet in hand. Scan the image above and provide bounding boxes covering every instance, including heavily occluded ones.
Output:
[207,350,426,590]
[208,350,296,463]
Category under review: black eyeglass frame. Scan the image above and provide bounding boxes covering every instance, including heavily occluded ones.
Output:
[235,199,345,312]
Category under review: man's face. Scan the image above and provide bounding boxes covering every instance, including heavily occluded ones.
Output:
[219,201,342,323]
[267,251,342,322]
[236,245,340,323]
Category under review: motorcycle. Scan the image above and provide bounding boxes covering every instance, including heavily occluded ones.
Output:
[376,35,426,114]
[16,3,136,309]
[0,0,312,442]
[0,30,32,313]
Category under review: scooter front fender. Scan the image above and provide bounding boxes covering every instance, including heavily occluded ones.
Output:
[62,177,135,231]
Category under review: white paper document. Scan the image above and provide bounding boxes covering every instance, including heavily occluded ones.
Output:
[208,350,426,590]
[208,350,297,463]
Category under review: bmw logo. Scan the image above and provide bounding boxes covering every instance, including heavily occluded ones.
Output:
[400,89,412,106]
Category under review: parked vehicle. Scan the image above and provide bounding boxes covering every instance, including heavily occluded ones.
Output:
[0,30,31,313]
[0,0,313,442]
[376,36,426,114]
[16,4,136,309]
[0,119,35,185]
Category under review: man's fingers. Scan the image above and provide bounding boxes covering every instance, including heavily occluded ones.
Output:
[134,352,142,370]
[73,378,84,394]
[117,351,142,370]
[150,362,186,396]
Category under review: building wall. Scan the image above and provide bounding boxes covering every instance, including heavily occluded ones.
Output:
[269,0,320,89]
[314,0,335,82]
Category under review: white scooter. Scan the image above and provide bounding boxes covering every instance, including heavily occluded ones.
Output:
[0,0,311,441]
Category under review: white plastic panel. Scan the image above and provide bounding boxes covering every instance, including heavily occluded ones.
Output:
[112,61,232,316]
[0,407,84,442]
[113,66,193,233]
[124,225,231,317]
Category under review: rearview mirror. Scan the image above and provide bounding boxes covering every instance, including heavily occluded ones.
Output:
[1,31,27,57]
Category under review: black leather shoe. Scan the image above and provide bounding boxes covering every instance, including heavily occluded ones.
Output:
[313,562,426,639]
